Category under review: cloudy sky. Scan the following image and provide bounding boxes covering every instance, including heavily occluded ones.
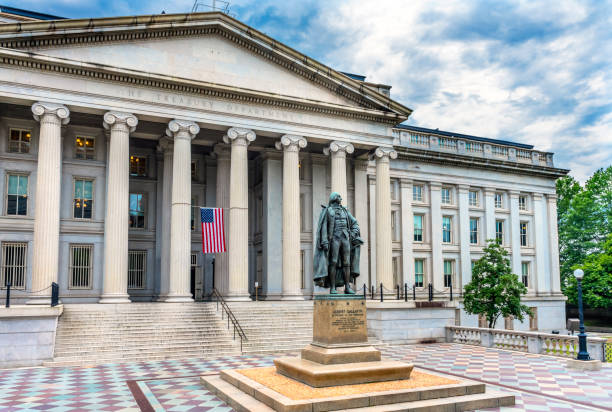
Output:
[6,0,611,182]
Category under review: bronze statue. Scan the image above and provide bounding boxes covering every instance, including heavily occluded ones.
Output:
[313,192,364,294]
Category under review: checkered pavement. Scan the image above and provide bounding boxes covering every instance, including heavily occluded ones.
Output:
[0,344,610,411]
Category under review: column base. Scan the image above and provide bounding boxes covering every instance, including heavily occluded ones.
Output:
[26,295,54,305]
[99,294,131,304]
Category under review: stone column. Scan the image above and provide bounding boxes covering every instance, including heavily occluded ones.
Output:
[223,127,256,300]
[458,185,471,293]
[484,188,496,241]
[99,112,138,304]
[324,141,354,201]
[374,147,397,291]
[509,190,522,277]
[429,182,443,290]
[27,102,70,304]
[547,194,562,295]
[354,160,369,290]
[400,178,414,288]
[368,176,377,287]
[276,135,307,300]
[533,193,550,294]
[213,144,231,296]
[156,138,173,300]
[165,120,200,302]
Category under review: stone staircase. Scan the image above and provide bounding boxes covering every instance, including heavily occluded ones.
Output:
[45,302,241,367]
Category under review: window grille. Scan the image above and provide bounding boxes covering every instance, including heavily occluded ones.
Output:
[73,179,93,219]
[191,253,198,266]
[6,174,28,216]
[129,156,147,176]
[439,138,457,150]
[465,142,483,153]
[1,242,27,288]
[128,250,147,289]
[69,244,92,289]
[491,146,508,157]
[8,128,31,153]
[75,136,95,160]
[414,259,424,287]
[410,133,429,146]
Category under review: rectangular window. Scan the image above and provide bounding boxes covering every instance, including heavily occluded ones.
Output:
[469,218,479,244]
[520,222,528,246]
[75,136,95,160]
[441,187,451,204]
[391,210,399,241]
[443,260,453,288]
[69,244,92,289]
[522,262,530,287]
[495,220,504,244]
[413,215,423,242]
[519,195,527,211]
[414,259,424,287]
[469,190,479,207]
[495,193,503,209]
[1,242,27,288]
[73,179,93,219]
[413,185,423,202]
[129,193,145,228]
[191,197,196,231]
[191,160,198,181]
[6,174,28,216]
[129,156,147,177]
[442,216,452,243]
[8,128,31,153]
[128,250,147,289]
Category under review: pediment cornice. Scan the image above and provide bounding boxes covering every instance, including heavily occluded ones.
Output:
[0,12,412,124]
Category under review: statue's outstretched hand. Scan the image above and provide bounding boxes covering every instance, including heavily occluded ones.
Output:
[321,242,329,251]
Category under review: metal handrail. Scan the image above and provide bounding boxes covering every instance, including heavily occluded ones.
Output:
[210,288,248,352]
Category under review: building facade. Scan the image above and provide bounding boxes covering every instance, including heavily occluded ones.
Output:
[0,12,567,330]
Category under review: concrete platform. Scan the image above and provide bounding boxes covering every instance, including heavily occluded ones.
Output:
[301,344,382,365]
[201,367,515,412]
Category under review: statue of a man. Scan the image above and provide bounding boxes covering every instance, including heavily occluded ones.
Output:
[313,192,364,294]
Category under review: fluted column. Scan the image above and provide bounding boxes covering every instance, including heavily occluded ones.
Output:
[223,127,256,300]
[214,144,231,296]
[324,141,354,201]
[164,120,200,302]
[276,135,307,300]
[374,147,397,291]
[509,190,522,277]
[547,194,562,295]
[400,179,414,288]
[99,112,138,304]
[484,188,496,241]
[27,102,69,304]
[157,137,173,301]
[458,185,471,294]
[430,182,443,290]
[354,160,370,289]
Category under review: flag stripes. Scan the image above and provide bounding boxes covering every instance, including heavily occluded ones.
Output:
[200,207,226,253]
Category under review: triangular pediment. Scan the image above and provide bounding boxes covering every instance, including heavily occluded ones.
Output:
[0,13,412,122]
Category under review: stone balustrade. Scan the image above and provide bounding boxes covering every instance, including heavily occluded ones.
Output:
[393,129,554,167]
[446,326,606,361]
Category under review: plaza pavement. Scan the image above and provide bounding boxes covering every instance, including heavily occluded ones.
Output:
[0,343,610,411]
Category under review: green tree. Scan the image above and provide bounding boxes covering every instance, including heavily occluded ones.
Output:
[557,166,612,297]
[564,235,612,309]
[463,240,531,328]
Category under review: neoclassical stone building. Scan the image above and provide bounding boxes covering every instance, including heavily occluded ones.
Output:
[0,11,568,329]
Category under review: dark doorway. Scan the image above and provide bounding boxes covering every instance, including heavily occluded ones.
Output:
[190,267,196,300]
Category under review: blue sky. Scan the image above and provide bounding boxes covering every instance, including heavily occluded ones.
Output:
[6,0,611,182]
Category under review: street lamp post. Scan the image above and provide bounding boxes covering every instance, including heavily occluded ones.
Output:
[574,269,590,361]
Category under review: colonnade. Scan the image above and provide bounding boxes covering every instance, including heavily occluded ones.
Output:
[25,101,398,303]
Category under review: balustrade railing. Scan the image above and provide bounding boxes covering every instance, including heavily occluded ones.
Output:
[211,288,248,352]
[446,326,606,361]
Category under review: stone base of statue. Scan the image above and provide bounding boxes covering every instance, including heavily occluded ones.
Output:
[201,294,515,411]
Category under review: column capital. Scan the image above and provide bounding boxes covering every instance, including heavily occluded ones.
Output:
[354,159,369,171]
[275,134,307,152]
[166,119,199,140]
[103,111,138,133]
[458,184,470,193]
[532,193,543,200]
[32,102,70,125]
[156,136,173,154]
[400,178,413,188]
[430,181,442,190]
[484,187,496,196]
[223,127,256,146]
[323,141,354,156]
[546,193,558,202]
[509,190,521,198]
[213,143,231,160]
[373,146,398,161]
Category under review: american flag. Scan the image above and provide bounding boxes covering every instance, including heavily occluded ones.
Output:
[200,208,226,253]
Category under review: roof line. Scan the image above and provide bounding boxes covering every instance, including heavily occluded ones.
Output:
[396,124,534,150]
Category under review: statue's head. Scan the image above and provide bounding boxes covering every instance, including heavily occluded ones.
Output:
[329,192,342,205]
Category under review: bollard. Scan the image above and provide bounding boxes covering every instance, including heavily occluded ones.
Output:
[413,284,416,300]
[404,283,408,302]
[5,282,10,308]
[371,285,374,300]
[428,283,433,301]
[396,285,400,300]
[450,282,453,301]
[363,284,366,299]
[380,282,383,302]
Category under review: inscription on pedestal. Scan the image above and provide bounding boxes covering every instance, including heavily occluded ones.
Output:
[313,296,367,346]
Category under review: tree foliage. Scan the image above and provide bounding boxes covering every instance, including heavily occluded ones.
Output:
[463,240,531,328]
[557,166,612,307]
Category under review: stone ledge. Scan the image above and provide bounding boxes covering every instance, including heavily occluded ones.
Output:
[0,305,63,319]
[566,359,602,371]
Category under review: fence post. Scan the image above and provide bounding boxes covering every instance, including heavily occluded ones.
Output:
[371,285,374,300]
[450,282,453,301]
[413,284,416,300]
[363,284,366,299]
[587,338,605,361]
[404,283,408,302]
[380,283,383,302]
[396,285,400,300]
[428,283,433,301]
[51,282,59,307]
[480,330,494,347]
[5,282,10,308]
[527,335,541,354]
